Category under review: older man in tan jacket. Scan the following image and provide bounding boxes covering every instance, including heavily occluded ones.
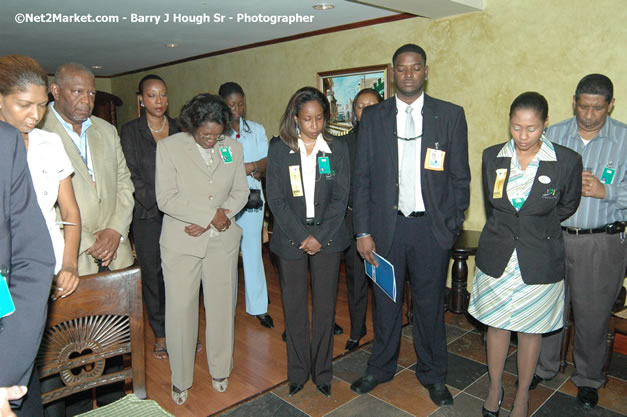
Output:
[40,63,134,274]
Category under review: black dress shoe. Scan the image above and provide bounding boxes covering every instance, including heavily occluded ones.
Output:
[577,386,598,409]
[256,314,274,328]
[288,382,304,397]
[529,374,544,390]
[482,386,503,417]
[316,383,331,398]
[334,322,344,335]
[345,338,360,351]
[351,375,379,394]
[424,383,453,406]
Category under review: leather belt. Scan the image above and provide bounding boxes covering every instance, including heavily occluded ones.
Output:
[562,221,625,235]
[561,226,605,235]
[398,210,426,217]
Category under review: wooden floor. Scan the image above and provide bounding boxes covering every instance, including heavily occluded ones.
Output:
[143,248,377,417]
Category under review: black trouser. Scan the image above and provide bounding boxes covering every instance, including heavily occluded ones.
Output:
[367,215,450,384]
[132,216,166,338]
[279,251,342,385]
[344,209,372,340]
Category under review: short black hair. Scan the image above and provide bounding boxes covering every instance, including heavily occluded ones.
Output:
[137,74,166,95]
[575,74,613,103]
[178,93,232,134]
[509,91,549,123]
[218,82,245,99]
[392,44,427,66]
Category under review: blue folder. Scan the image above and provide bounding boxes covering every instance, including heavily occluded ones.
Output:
[364,252,396,302]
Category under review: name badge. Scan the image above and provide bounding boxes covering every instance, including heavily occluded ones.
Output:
[600,167,616,184]
[318,156,331,174]
[0,273,15,318]
[219,147,233,164]
[289,165,304,197]
[424,148,445,171]
[511,197,526,210]
[493,169,508,199]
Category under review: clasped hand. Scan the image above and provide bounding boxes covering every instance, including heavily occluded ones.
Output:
[299,235,321,255]
[582,170,606,199]
[87,228,120,267]
[184,208,231,236]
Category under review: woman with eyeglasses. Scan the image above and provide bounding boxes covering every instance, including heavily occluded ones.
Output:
[155,93,249,405]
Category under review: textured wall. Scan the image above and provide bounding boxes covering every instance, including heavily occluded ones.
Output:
[111,0,627,237]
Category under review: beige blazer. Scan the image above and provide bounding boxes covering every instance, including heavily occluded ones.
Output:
[40,111,135,274]
[155,133,249,256]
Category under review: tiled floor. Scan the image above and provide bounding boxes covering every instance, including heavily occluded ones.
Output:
[217,313,627,417]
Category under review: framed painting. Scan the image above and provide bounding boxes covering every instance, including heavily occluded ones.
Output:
[317,64,392,135]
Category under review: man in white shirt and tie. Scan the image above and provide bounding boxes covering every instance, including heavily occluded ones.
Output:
[351,44,470,406]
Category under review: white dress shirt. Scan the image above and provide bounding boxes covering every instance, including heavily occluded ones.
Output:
[298,134,332,218]
[396,94,426,212]
[27,128,74,273]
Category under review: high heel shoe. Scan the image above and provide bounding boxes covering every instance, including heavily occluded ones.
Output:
[171,385,188,405]
[482,386,504,417]
[212,377,228,392]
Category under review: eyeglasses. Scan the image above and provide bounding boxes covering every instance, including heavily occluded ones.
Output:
[197,133,225,141]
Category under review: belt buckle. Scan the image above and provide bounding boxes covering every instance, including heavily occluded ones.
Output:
[570,227,581,235]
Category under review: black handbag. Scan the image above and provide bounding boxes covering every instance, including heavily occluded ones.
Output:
[244,189,263,210]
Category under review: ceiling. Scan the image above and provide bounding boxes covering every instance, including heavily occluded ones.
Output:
[1,0,483,76]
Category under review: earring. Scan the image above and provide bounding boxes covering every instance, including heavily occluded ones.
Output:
[296,125,301,137]
[140,102,145,107]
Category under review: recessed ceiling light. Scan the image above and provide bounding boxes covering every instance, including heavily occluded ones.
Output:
[91,65,102,70]
[165,43,179,48]
[313,3,335,10]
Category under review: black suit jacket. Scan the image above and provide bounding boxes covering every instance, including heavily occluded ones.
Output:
[352,95,470,254]
[0,121,55,403]
[120,114,179,220]
[475,142,582,285]
[266,136,350,259]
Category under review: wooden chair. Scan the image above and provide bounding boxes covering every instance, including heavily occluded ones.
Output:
[36,267,146,405]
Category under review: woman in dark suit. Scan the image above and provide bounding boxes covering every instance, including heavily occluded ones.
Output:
[266,87,350,398]
[343,88,382,351]
[468,92,582,417]
[120,74,178,359]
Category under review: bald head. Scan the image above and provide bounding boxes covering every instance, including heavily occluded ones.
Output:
[54,62,94,87]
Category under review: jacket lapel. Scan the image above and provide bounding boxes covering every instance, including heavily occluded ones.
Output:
[183,135,212,177]
[491,156,514,211]
[381,99,399,176]
[47,115,94,186]
[521,160,558,211]
[86,126,104,196]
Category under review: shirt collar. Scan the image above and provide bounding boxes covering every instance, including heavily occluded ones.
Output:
[49,102,92,136]
[296,133,332,154]
[566,115,616,143]
[395,93,424,114]
[497,135,557,162]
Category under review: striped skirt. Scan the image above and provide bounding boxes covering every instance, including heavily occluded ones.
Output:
[468,249,565,334]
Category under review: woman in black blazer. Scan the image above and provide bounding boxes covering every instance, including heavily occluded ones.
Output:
[266,87,350,398]
[468,92,582,417]
[120,74,179,359]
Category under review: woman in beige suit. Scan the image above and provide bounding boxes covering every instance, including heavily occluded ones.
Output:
[155,93,249,405]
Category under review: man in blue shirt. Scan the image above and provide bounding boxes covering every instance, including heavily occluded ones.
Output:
[534,74,626,409]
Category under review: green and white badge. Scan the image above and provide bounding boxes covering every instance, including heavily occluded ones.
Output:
[219,146,233,164]
[511,197,526,210]
[600,166,616,184]
[318,156,331,174]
